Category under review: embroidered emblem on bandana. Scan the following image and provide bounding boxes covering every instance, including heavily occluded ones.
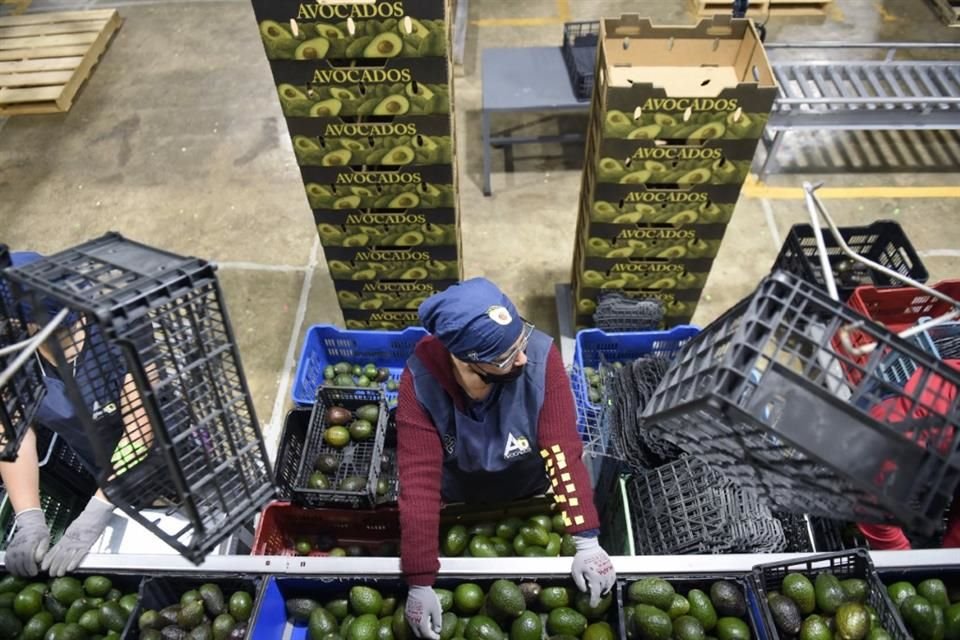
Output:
[487,305,512,326]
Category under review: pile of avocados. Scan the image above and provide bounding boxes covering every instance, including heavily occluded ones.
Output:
[579,364,625,405]
[137,583,253,640]
[290,535,399,559]
[305,184,454,210]
[317,222,457,248]
[440,511,576,559]
[344,319,419,330]
[278,82,450,118]
[328,259,459,282]
[623,578,752,640]
[595,157,750,187]
[294,135,453,167]
[589,201,734,226]
[301,400,383,496]
[0,574,137,640]
[763,571,895,640]
[259,18,447,60]
[581,236,722,260]
[886,577,959,640]
[323,362,396,390]
[286,581,616,640]
[602,110,769,141]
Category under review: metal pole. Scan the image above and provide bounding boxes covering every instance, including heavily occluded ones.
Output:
[802,182,839,301]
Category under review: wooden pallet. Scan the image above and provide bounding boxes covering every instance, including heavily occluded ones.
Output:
[693,0,832,16]
[0,9,121,116]
[928,0,960,26]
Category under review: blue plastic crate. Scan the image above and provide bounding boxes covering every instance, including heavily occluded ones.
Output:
[292,325,428,406]
[571,326,699,439]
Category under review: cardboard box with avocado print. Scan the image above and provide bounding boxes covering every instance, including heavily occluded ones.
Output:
[288,116,452,168]
[314,209,458,248]
[334,278,457,310]
[594,140,757,187]
[573,287,699,328]
[576,256,714,293]
[588,175,742,209]
[273,57,450,118]
[301,164,454,210]
[578,222,727,265]
[252,0,449,62]
[343,314,424,331]
[326,248,460,282]
[594,16,777,143]
[586,190,736,226]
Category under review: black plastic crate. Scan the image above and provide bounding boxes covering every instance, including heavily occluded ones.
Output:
[643,270,960,535]
[124,574,261,640]
[293,386,387,508]
[0,244,46,461]
[773,221,927,301]
[561,20,599,101]
[275,408,310,500]
[4,233,276,562]
[377,410,399,505]
[33,425,98,494]
[0,467,94,550]
[752,550,909,640]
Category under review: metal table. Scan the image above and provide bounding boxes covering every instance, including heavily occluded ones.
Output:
[481,46,589,196]
[760,42,960,179]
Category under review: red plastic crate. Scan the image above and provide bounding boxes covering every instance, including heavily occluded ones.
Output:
[251,501,399,556]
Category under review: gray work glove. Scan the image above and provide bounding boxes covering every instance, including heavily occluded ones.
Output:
[41,495,113,577]
[6,509,50,577]
[571,535,616,607]
[405,585,442,640]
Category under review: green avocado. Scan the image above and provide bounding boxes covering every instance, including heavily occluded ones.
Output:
[295,37,330,60]
[547,608,587,637]
[633,605,672,640]
[816,574,847,616]
[768,593,802,636]
[260,20,298,58]
[464,615,504,640]
[674,616,706,640]
[687,590,717,632]
[628,579,676,610]
[365,32,403,58]
[311,99,343,117]
[835,603,870,640]
[374,95,410,116]
[710,582,746,618]
[487,580,525,619]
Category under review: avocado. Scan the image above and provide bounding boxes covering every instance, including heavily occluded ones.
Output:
[687,590,717,632]
[383,146,415,166]
[22,611,53,640]
[633,605,673,640]
[816,574,847,615]
[591,201,618,221]
[468,535,497,558]
[295,37,331,59]
[198,584,225,617]
[666,209,698,225]
[348,614,381,640]
[83,577,112,599]
[654,113,677,128]
[768,593,802,636]
[836,603,870,640]
[159,605,181,627]
[392,607,413,640]
[628,579,676,610]
[944,603,960,640]
[488,580,525,619]
[311,99,343,118]
[437,612,457,640]
[51,578,84,606]
[350,587,384,617]
[781,573,816,615]
[99,601,127,633]
[334,195,362,209]
[365,32,402,58]
[442,525,469,556]
[322,149,353,167]
[618,170,652,184]
[677,167,712,185]
[179,601,206,630]
[314,22,346,40]
[511,611,542,640]
[519,525,550,547]
[547,608,587,637]
[667,595,691,620]
[710,582,746,618]
[902,596,939,640]
[627,125,662,140]
[604,110,635,137]
[229,592,252,623]
[919,580,951,610]
[688,121,726,140]
[841,579,870,605]
[374,95,410,116]
[674,616,706,640]
[387,192,420,209]
[715,618,749,640]
[278,83,308,103]
[539,588,570,611]
[597,158,625,181]
[801,616,832,640]
[259,20,298,58]
[888,582,917,609]
[465,615,504,640]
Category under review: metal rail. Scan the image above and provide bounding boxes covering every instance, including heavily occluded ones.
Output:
[760,42,960,179]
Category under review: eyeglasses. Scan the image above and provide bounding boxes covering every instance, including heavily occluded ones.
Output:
[488,321,535,369]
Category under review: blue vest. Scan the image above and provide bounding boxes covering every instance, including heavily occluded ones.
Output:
[406,330,553,503]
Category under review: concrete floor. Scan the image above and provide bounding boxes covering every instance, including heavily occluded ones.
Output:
[1,0,959,452]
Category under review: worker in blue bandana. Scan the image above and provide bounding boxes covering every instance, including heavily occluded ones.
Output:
[397,278,616,640]
[0,251,155,577]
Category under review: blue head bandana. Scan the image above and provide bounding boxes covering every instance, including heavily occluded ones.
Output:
[418,278,524,363]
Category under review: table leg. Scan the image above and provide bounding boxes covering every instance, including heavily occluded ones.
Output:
[482,109,493,196]
[758,130,786,182]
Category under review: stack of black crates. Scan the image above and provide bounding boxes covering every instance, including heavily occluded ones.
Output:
[572,14,777,329]
[251,0,462,330]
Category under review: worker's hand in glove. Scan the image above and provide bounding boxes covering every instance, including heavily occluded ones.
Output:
[571,535,616,607]
[405,585,443,640]
[41,495,113,577]
[6,509,50,577]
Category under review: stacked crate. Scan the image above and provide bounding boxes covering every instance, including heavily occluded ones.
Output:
[251,0,461,330]
[572,15,777,329]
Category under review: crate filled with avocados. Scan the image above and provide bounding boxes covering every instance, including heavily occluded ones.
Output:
[252,0,449,62]
[752,550,908,640]
[132,576,258,640]
[273,57,450,119]
[291,117,453,168]
[439,498,578,558]
[881,570,960,640]
[619,576,759,640]
[0,572,139,640]
[257,576,618,640]
[315,209,458,248]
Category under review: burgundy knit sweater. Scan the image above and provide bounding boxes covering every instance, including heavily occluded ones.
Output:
[396,335,600,586]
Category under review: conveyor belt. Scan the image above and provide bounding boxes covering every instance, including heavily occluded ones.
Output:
[760,42,960,178]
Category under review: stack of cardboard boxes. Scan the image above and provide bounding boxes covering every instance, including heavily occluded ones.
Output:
[252,0,461,330]
[573,15,777,329]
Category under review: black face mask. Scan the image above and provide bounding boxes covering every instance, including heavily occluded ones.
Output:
[473,364,525,385]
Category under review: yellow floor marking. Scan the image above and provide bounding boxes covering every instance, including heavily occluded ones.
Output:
[555,0,571,22]
[874,2,900,22]
[742,175,960,200]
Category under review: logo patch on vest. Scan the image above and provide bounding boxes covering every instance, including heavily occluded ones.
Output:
[503,433,531,460]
